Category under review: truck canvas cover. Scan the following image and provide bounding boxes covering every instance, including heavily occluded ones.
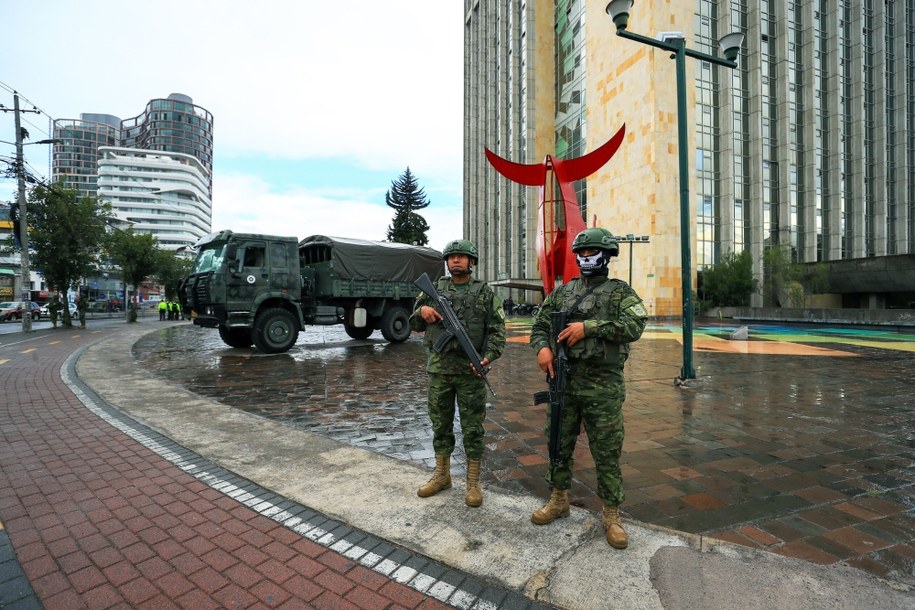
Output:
[299,235,443,282]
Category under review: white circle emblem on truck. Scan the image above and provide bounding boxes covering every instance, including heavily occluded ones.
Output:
[246,275,256,284]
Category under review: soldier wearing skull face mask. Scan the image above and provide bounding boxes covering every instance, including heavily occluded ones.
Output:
[529,227,648,550]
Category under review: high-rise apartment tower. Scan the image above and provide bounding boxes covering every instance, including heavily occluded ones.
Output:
[52,93,214,250]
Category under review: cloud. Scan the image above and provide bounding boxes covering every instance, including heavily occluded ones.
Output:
[212,173,461,251]
[1,0,467,249]
[2,1,464,178]
[206,2,465,173]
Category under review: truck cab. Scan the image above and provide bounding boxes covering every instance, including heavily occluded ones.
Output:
[183,231,303,352]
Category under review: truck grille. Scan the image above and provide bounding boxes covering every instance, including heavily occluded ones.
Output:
[190,273,211,307]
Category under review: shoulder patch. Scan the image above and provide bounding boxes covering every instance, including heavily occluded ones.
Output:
[631,303,648,317]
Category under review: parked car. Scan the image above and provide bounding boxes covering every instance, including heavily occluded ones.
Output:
[88,300,120,313]
[39,302,79,318]
[0,301,41,321]
[88,301,111,313]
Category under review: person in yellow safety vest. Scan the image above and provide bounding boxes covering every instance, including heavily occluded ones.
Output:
[158,300,167,321]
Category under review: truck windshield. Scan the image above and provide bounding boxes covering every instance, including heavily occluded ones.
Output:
[191,244,226,274]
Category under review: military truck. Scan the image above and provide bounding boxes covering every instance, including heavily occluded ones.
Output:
[181,231,444,353]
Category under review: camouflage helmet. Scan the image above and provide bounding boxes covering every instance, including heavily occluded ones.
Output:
[442,239,479,262]
[571,227,619,257]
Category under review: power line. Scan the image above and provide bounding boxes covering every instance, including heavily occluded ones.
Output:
[0,85,55,189]
[0,80,54,121]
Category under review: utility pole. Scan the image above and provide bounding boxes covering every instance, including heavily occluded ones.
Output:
[2,92,42,332]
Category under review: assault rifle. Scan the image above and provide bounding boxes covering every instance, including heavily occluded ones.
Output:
[414,272,496,397]
[533,311,569,474]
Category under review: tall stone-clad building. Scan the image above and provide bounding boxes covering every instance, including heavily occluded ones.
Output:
[52,93,214,251]
[464,0,915,313]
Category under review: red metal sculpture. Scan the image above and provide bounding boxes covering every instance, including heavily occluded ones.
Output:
[485,124,626,295]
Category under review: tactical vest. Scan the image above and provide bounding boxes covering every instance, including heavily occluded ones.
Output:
[557,278,630,365]
[423,278,493,354]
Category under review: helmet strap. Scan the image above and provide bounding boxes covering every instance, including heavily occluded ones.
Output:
[451,263,473,276]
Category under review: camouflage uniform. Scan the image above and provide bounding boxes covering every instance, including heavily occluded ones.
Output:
[411,276,505,460]
[529,275,647,505]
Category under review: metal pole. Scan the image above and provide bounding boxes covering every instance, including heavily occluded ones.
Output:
[612,24,738,381]
[629,239,634,286]
[13,93,32,333]
[674,41,695,380]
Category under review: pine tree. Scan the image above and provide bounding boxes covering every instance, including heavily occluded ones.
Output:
[385,167,431,246]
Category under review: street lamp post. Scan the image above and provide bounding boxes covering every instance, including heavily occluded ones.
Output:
[606,0,743,381]
[617,234,651,286]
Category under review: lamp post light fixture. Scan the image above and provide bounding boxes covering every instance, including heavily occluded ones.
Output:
[0,139,61,147]
[617,234,651,286]
[606,0,743,381]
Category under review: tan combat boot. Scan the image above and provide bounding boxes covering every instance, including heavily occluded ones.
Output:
[531,489,570,525]
[465,460,483,507]
[603,504,628,549]
[417,455,452,497]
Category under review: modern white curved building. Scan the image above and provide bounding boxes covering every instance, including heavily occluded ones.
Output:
[51,94,214,251]
[96,147,212,251]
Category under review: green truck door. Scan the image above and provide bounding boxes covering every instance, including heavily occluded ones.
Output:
[231,240,268,304]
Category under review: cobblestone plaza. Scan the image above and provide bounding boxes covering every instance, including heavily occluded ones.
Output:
[134,320,915,587]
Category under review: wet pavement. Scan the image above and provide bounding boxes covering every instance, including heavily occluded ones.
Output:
[133,319,915,587]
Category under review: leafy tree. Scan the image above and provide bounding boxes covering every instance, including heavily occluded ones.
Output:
[385,167,431,246]
[106,228,159,322]
[154,250,193,300]
[697,250,758,308]
[764,247,832,307]
[805,262,830,298]
[16,184,111,327]
[763,245,802,307]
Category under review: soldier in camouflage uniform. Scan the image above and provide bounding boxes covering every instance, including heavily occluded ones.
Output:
[529,227,648,549]
[410,239,506,507]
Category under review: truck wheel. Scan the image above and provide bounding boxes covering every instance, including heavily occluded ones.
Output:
[344,322,374,340]
[218,325,253,348]
[380,305,411,342]
[253,308,299,353]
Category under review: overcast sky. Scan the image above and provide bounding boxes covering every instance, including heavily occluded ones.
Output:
[1,0,464,250]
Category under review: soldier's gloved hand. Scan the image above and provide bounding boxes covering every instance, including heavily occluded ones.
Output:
[557,322,586,346]
[537,347,555,378]
[420,305,443,324]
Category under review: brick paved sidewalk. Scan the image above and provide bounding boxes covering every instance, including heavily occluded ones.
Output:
[0,328,536,609]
